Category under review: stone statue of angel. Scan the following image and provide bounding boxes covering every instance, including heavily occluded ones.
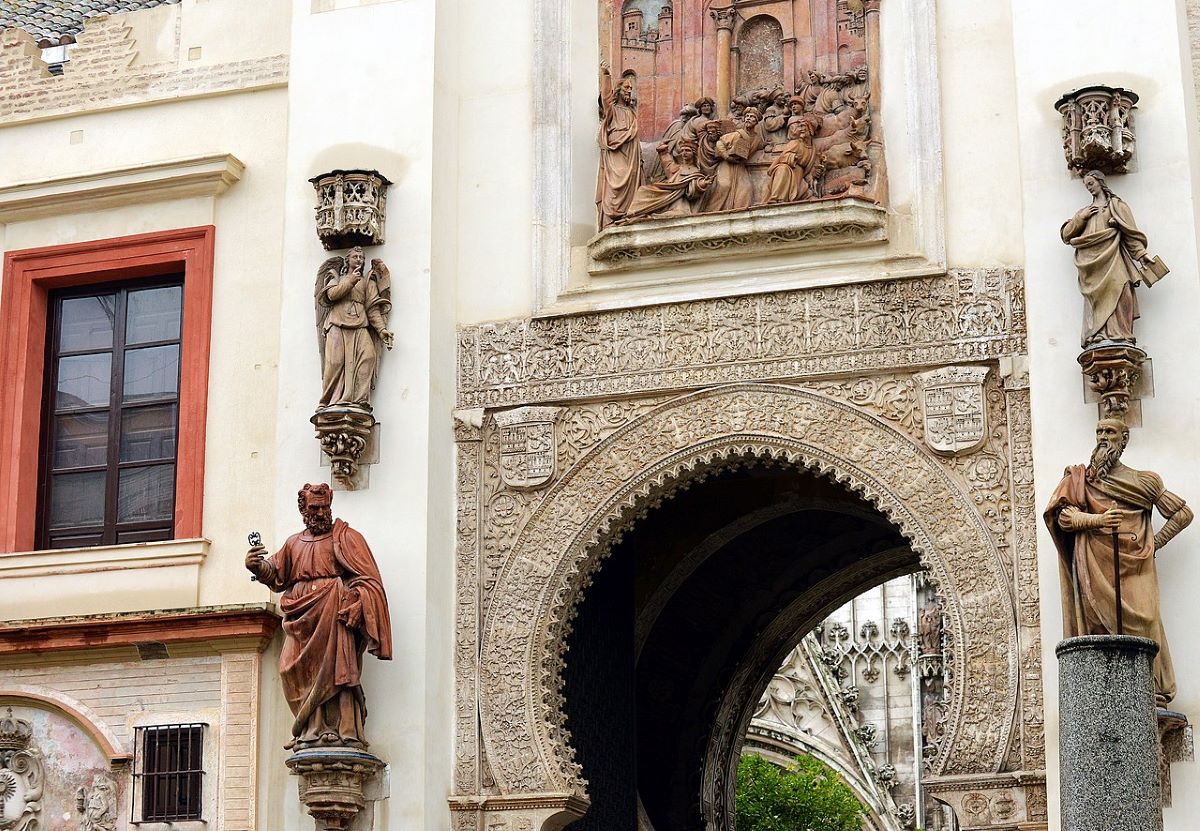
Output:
[315,246,393,409]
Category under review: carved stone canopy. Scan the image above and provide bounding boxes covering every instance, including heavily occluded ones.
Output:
[1056,85,1139,175]
[309,169,392,250]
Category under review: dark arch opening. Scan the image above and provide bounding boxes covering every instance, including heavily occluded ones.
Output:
[562,458,916,831]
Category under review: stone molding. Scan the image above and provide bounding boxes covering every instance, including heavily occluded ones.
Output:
[0,603,280,656]
[585,199,887,274]
[476,384,1020,804]
[0,537,209,579]
[0,21,287,127]
[0,154,244,223]
[458,268,1025,409]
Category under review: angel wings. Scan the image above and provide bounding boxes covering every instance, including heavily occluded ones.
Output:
[314,248,394,409]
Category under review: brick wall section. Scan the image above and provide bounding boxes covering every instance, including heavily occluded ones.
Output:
[4,648,261,831]
[219,652,260,831]
[0,18,287,126]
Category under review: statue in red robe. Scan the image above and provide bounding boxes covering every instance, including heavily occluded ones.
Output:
[247,484,392,748]
[1044,419,1192,704]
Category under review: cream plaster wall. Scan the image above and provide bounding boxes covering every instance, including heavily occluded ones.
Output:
[0,86,291,614]
[1011,2,1200,828]
[268,2,455,831]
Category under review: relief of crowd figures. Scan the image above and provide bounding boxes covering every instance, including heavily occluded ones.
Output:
[598,64,875,229]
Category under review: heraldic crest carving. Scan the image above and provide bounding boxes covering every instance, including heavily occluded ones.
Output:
[494,406,563,490]
[914,366,990,456]
[0,709,43,831]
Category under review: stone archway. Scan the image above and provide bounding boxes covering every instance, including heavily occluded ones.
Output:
[474,383,1020,828]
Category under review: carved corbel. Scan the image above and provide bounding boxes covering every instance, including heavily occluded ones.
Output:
[1077,343,1150,425]
[287,748,386,831]
[1056,86,1139,175]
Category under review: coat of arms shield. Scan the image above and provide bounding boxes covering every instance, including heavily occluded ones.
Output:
[914,366,990,456]
[0,709,44,831]
[494,406,563,489]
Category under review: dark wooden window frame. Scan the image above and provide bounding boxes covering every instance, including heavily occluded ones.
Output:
[36,276,184,550]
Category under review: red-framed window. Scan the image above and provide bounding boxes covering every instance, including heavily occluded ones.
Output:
[0,228,214,553]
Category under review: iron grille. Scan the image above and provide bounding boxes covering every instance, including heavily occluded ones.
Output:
[133,723,206,822]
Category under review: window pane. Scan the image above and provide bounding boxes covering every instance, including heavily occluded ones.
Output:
[118,464,175,523]
[121,405,178,462]
[53,412,109,469]
[59,295,115,351]
[56,353,112,409]
[123,345,180,402]
[127,286,182,344]
[48,470,106,529]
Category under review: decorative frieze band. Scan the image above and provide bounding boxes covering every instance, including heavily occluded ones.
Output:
[457,268,1026,409]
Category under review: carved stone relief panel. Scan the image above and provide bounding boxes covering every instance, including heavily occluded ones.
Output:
[595,0,884,251]
[0,705,125,831]
[458,269,1026,410]
[474,385,1019,803]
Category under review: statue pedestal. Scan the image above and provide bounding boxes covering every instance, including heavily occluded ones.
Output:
[1057,635,1161,831]
[287,747,386,831]
[312,405,376,488]
[1078,342,1150,425]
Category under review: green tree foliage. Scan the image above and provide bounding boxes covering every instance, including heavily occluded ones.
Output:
[735,753,866,831]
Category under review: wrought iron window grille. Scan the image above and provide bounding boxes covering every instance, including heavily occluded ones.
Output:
[132,723,207,823]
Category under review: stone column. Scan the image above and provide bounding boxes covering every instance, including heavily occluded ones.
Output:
[711,8,736,113]
[1057,635,1161,831]
[862,0,887,204]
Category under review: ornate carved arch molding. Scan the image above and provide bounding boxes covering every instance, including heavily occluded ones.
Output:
[478,383,1020,806]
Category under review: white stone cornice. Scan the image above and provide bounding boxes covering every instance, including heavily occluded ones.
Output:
[0,153,244,223]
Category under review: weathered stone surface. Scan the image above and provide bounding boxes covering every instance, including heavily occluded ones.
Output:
[1057,635,1161,831]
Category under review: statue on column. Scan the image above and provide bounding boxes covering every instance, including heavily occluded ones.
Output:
[1043,419,1192,704]
[596,62,642,229]
[1060,170,1168,347]
[247,484,392,747]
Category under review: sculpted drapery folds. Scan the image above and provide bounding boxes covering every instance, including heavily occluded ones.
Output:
[1060,170,1165,347]
[766,115,823,204]
[624,139,712,221]
[247,484,392,748]
[596,63,642,229]
[315,246,394,409]
[704,106,766,212]
[1043,420,1193,704]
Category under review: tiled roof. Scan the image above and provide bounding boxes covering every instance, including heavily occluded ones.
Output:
[0,0,180,45]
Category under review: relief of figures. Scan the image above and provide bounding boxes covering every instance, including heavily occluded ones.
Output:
[596,0,882,229]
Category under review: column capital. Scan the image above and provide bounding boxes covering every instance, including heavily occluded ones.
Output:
[862,0,881,13]
[710,7,737,31]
